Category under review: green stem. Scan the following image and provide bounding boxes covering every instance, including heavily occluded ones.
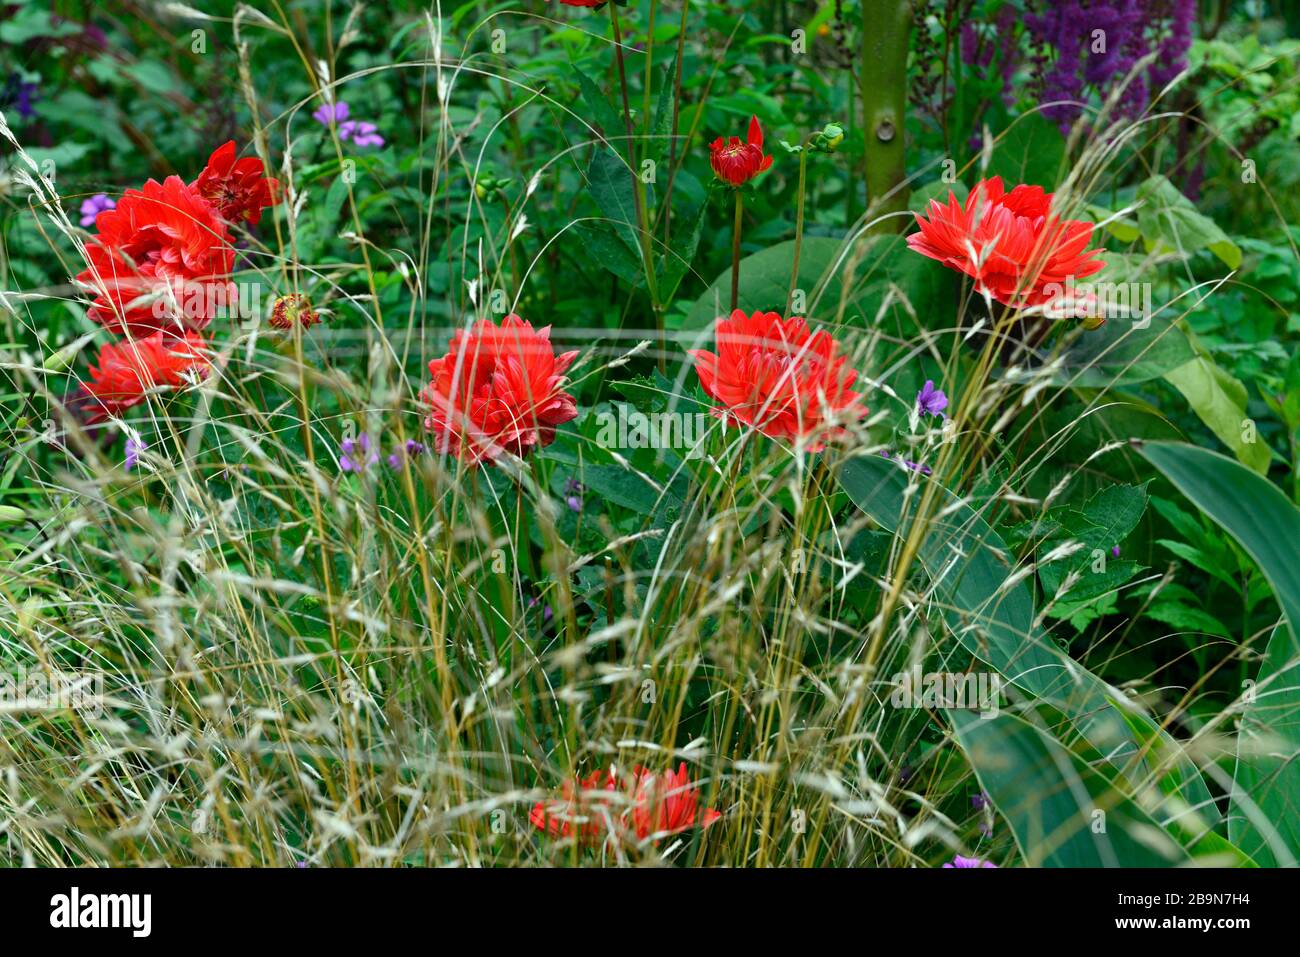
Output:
[609,2,664,366]
[786,149,809,316]
[860,0,912,231]
[730,189,743,312]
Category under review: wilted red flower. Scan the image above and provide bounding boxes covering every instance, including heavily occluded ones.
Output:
[690,309,867,451]
[82,330,211,422]
[75,175,234,337]
[268,293,320,330]
[557,0,605,6]
[530,763,722,844]
[906,176,1106,309]
[419,314,578,466]
[709,115,774,187]
[192,140,281,227]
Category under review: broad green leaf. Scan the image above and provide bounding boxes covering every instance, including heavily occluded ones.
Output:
[837,454,1217,840]
[1136,175,1242,270]
[1230,623,1300,866]
[1163,354,1271,474]
[1136,441,1300,644]
[585,148,643,256]
[951,709,1191,867]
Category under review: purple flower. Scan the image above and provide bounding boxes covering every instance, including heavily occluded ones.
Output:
[564,477,585,513]
[971,791,989,811]
[527,596,554,624]
[2,74,39,120]
[916,380,948,418]
[880,450,933,476]
[79,193,115,227]
[312,100,350,126]
[339,120,384,147]
[339,433,379,473]
[124,431,146,471]
[387,438,426,470]
[943,855,997,869]
[1112,544,1121,557]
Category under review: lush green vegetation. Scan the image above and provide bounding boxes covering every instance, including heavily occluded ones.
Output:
[1,0,1298,867]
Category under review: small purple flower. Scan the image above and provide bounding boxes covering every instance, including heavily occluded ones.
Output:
[339,120,384,148]
[2,74,39,120]
[79,193,115,228]
[339,433,379,473]
[564,477,585,513]
[312,100,350,126]
[971,791,989,811]
[879,450,933,476]
[1112,544,1121,557]
[917,380,948,418]
[387,439,426,470]
[943,855,997,869]
[124,431,146,471]
[527,596,554,624]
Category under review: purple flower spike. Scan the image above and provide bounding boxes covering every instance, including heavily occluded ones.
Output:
[79,193,115,227]
[563,477,585,513]
[943,855,997,869]
[312,100,349,126]
[917,380,948,418]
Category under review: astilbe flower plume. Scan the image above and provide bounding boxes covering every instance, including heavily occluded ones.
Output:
[690,309,866,450]
[709,115,774,187]
[420,314,578,466]
[75,175,234,337]
[192,140,281,226]
[906,176,1105,309]
[81,331,210,423]
[530,763,721,844]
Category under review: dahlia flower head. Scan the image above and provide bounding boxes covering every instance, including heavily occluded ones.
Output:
[906,176,1105,309]
[709,115,774,187]
[82,330,210,423]
[690,309,867,451]
[420,314,578,466]
[76,141,279,337]
[530,763,722,844]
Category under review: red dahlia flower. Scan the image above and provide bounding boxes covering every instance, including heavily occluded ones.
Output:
[82,330,211,422]
[906,176,1106,309]
[419,314,578,466]
[690,309,867,451]
[75,175,234,337]
[530,763,722,844]
[709,115,774,187]
[193,140,281,227]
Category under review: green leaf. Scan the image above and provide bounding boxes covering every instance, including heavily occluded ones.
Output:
[585,148,643,258]
[1230,623,1300,866]
[1136,441,1300,646]
[1136,175,1242,270]
[1163,354,1271,474]
[987,113,1066,191]
[951,709,1191,867]
[570,65,628,160]
[837,455,1217,837]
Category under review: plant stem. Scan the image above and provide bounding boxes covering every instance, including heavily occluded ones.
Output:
[609,2,664,368]
[786,149,809,316]
[861,0,912,231]
[730,189,743,312]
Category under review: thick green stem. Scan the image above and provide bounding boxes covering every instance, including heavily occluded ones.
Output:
[730,189,743,312]
[609,3,663,366]
[786,149,809,316]
[860,0,912,230]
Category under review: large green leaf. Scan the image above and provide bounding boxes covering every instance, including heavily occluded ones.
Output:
[1230,624,1300,867]
[1136,175,1242,270]
[838,454,1218,841]
[1136,441,1300,642]
[1163,354,1271,474]
[951,710,1192,867]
